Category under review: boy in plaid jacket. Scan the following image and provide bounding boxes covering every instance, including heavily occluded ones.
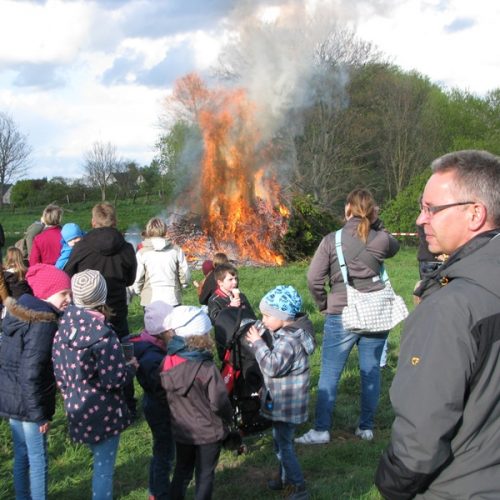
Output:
[246,285,315,500]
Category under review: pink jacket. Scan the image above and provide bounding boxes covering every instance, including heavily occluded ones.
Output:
[29,225,62,266]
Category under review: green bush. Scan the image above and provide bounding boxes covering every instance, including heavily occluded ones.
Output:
[381,170,430,233]
[281,194,340,261]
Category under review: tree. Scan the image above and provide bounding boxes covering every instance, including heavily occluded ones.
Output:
[0,113,32,207]
[83,141,118,201]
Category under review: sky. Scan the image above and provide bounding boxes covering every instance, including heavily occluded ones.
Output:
[0,0,498,181]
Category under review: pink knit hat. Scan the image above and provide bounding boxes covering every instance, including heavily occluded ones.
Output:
[26,264,71,300]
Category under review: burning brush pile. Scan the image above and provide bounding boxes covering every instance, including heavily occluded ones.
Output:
[166,75,290,266]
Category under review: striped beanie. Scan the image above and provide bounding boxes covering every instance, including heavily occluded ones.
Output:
[71,270,107,309]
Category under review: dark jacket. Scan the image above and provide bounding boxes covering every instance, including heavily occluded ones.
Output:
[207,288,254,325]
[0,294,60,423]
[376,231,500,499]
[160,343,232,445]
[198,272,216,306]
[307,217,400,314]
[3,271,33,299]
[52,305,135,444]
[132,332,168,403]
[65,227,137,335]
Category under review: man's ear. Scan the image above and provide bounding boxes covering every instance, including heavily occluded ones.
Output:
[468,203,488,231]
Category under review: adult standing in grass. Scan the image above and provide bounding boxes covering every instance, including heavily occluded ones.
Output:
[132,216,191,307]
[376,150,500,499]
[53,270,138,500]
[296,189,400,445]
[29,204,63,266]
[0,264,72,500]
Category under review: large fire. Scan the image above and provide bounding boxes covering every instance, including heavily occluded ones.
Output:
[168,74,289,265]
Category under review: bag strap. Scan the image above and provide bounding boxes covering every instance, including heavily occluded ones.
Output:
[335,230,389,285]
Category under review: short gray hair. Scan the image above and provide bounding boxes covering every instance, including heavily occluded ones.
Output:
[431,150,500,226]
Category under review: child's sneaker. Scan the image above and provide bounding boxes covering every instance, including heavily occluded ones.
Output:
[294,429,330,444]
[355,427,374,441]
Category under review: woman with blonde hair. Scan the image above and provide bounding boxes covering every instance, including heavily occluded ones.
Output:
[296,188,400,445]
[132,217,191,307]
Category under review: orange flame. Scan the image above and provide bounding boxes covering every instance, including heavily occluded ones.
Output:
[172,74,288,265]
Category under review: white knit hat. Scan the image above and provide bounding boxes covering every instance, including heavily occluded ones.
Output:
[144,301,175,336]
[164,305,212,337]
[71,270,107,309]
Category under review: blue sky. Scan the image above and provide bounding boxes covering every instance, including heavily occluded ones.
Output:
[0,0,498,181]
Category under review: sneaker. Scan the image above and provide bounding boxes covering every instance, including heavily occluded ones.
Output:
[294,429,330,445]
[355,427,374,441]
[283,483,309,500]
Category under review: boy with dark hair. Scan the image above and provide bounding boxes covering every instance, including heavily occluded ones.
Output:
[246,285,315,500]
[207,263,252,325]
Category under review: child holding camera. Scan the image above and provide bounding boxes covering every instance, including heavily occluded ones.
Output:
[52,269,137,500]
[246,286,315,500]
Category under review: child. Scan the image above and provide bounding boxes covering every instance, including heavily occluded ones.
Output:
[160,305,232,500]
[197,252,229,306]
[246,285,315,500]
[55,222,85,270]
[0,264,72,500]
[207,262,253,324]
[131,300,176,500]
[3,246,32,298]
[52,269,137,500]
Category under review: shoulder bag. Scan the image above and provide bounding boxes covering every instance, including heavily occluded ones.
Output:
[335,229,408,332]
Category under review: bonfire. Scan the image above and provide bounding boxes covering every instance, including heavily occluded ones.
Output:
[166,74,289,266]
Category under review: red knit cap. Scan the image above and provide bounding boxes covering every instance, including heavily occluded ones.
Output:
[26,263,71,300]
[201,259,214,276]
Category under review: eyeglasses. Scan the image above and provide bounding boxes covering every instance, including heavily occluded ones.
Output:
[419,201,475,217]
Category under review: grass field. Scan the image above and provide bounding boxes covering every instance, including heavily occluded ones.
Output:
[0,244,419,500]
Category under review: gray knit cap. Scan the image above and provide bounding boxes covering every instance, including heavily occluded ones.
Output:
[71,270,107,309]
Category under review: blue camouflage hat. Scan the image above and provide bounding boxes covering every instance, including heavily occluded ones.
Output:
[259,285,302,321]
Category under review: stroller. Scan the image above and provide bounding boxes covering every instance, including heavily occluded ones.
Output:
[214,307,273,437]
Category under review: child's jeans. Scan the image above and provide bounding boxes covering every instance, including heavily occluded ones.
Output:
[273,421,304,486]
[9,419,48,500]
[143,395,175,500]
[170,441,221,500]
[88,434,120,500]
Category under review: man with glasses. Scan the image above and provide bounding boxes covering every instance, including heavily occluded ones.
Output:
[376,150,500,499]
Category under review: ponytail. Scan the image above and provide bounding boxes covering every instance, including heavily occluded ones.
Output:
[345,189,376,243]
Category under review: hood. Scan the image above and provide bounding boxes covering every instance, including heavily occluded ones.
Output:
[441,231,500,300]
[2,295,59,336]
[144,237,173,251]
[280,313,316,355]
[163,358,205,397]
[61,223,85,244]
[57,304,113,348]
[82,227,127,256]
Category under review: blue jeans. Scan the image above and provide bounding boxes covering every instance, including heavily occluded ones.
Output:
[88,434,120,500]
[315,314,388,432]
[273,421,304,486]
[9,419,48,500]
[143,395,175,499]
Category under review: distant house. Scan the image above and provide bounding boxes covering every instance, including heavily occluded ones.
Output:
[109,172,145,187]
[1,184,13,205]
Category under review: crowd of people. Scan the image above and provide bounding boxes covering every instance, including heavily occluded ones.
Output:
[0,149,499,500]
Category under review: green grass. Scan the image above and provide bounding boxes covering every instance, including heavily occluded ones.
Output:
[0,248,419,499]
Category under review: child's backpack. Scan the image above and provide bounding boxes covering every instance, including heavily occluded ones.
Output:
[215,307,272,434]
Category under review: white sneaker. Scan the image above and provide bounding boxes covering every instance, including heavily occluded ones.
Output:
[355,427,374,441]
[294,429,330,445]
